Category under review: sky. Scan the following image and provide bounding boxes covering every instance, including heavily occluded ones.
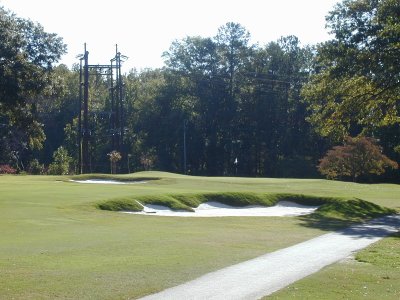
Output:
[1,0,339,71]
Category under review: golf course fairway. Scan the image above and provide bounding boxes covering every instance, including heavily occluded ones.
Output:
[0,172,399,299]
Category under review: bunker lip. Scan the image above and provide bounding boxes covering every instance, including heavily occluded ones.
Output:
[69,179,147,185]
[123,201,320,217]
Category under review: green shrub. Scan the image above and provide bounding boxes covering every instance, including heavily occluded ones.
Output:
[28,159,45,175]
[48,146,72,175]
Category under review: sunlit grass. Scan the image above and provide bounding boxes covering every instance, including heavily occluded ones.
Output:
[267,232,400,299]
[0,172,399,299]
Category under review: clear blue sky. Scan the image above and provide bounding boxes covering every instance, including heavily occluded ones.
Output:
[1,0,339,71]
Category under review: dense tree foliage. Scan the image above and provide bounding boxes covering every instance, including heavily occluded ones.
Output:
[146,24,323,177]
[0,3,398,182]
[303,0,400,141]
[0,7,66,168]
[43,24,322,177]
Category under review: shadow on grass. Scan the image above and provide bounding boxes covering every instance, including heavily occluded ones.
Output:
[339,214,400,238]
[298,212,400,239]
[297,214,356,231]
[297,197,397,232]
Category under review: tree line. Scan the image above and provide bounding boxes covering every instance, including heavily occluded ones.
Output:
[1,0,399,182]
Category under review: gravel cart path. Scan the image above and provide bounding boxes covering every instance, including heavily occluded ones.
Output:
[140,215,400,300]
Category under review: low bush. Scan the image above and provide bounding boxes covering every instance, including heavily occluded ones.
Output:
[27,159,45,175]
[0,164,17,174]
[48,146,72,175]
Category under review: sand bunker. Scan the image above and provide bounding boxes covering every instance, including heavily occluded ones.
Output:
[70,179,147,185]
[124,201,319,217]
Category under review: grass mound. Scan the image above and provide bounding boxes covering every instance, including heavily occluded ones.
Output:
[312,198,395,221]
[298,198,396,230]
[97,195,195,212]
[97,197,144,211]
[97,192,324,213]
[70,173,160,182]
[97,192,395,223]
[174,192,336,208]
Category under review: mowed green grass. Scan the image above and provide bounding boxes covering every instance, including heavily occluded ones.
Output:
[267,232,400,299]
[0,172,399,299]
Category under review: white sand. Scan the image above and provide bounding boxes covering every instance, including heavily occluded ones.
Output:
[124,201,319,217]
[70,179,147,185]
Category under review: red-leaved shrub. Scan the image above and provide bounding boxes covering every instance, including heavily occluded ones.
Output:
[0,164,17,174]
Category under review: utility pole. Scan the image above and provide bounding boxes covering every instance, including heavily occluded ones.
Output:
[78,56,83,173]
[117,46,124,147]
[183,120,187,174]
[82,44,90,173]
[110,56,115,150]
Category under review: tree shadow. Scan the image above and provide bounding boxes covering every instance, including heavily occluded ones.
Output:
[297,213,400,238]
[297,214,356,231]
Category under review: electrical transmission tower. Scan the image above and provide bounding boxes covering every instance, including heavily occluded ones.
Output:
[77,44,127,174]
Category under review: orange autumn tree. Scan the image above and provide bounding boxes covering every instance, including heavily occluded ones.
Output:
[318,136,398,182]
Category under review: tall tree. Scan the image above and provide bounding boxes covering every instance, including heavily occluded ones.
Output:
[303,0,400,141]
[0,7,66,167]
[214,23,253,173]
[236,36,319,177]
[161,30,318,176]
[163,36,228,174]
[215,22,251,98]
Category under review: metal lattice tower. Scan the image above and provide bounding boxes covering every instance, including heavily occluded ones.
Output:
[77,44,127,174]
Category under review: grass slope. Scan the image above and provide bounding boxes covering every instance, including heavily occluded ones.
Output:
[70,173,160,182]
[0,172,399,299]
[98,192,394,227]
